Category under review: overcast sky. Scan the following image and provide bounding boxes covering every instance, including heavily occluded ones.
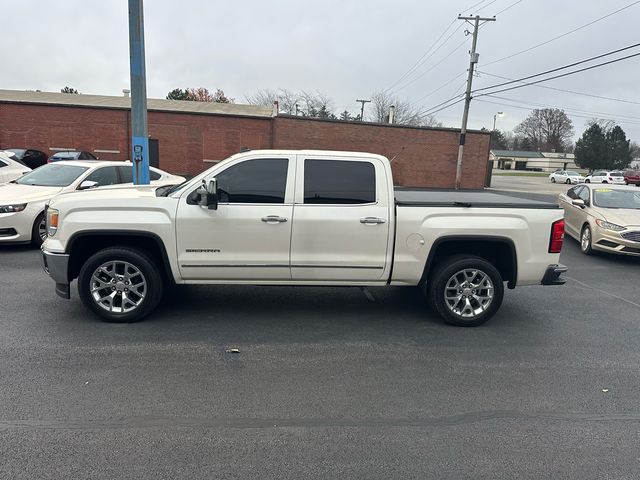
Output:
[3,0,639,141]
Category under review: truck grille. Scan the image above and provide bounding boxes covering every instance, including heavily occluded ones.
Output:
[621,231,640,242]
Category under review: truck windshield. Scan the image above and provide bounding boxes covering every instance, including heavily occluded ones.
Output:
[592,189,640,209]
[16,164,89,187]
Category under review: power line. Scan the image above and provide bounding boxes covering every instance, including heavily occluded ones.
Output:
[493,0,524,16]
[475,51,640,98]
[385,18,458,92]
[413,71,467,103]
[475,98,640,127]
[473,42,640,93]
[476,70,640,106]
[385,0,496,93]
[394,37,471,93]
[483,94,640,122]
[482,0,640,67]
[419,97,466,117]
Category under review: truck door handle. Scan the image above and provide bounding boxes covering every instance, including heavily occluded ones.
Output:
[360,217,386,225]
[261,215,288,223]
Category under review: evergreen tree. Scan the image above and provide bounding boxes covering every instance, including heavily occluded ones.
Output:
[574,124,607,170]
[606,125,631,170]
[61,86,79,94]
[166,88,191,100]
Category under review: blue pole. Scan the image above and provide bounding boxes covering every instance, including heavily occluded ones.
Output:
[128,0,150,184]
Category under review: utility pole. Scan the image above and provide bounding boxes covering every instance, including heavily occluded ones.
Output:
[454,14,495,190]
[356,99,370,122]
[128,0,150,185]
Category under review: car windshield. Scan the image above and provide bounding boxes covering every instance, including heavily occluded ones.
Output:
[52,152,78,160]
[592,188,640,209]
[16,164,88,187]
[6,148,26,157]
[566,171,579,176]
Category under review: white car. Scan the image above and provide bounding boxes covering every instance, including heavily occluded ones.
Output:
[0,160,184,246]
[549,170,585,184]
[584,170,626,184]
[0,152,32,183]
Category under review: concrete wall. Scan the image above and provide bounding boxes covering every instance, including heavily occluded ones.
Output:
[1,102,490,188]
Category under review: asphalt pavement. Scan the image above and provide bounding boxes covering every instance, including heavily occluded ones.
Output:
[1,239,640,479]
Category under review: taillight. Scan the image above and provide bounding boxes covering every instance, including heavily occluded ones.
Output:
[549,219,565,253]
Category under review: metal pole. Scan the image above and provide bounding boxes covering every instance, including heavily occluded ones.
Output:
[356,99,370,122]
[455,15,495,190]
[128,0,150,185]
[493,114,497,131]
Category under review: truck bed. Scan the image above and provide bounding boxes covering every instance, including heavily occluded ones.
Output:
[394,188,560,209]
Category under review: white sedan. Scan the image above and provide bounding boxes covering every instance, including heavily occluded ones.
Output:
[549,170,585,184]
[0,152,32,183]
[0,160,184,246]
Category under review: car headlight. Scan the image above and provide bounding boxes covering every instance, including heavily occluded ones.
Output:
[595,219,625,231]
[0,203,27,213]
[46,207,59,237]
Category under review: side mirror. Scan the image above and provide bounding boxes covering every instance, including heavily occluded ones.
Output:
[571,199,585,208]
[78,180,99,190]
[197,178,218,210]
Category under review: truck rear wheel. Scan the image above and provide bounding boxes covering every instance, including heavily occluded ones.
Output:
[77,247,163,323]
[427,256,504,327]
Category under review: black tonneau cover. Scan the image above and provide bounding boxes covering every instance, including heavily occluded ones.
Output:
[394,189,560,209]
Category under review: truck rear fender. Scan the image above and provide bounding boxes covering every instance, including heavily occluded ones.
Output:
[420,236,518,289]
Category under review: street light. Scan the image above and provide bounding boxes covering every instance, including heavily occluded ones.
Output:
[493,111,504,131]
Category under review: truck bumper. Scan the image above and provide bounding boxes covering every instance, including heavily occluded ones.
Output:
[541,263,567,286]
[41,249,71,299]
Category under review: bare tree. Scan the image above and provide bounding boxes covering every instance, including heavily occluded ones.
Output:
[369,90,441,127]
[514,108,574,152]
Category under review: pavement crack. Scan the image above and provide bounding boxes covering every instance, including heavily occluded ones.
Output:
[566,275,640,309]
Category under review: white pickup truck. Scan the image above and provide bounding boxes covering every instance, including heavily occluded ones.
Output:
[41,150,567,327]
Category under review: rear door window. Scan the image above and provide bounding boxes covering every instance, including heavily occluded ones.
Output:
[303,159,376,204]
[83,166,119,187]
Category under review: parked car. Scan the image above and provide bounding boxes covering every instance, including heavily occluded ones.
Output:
[42,149,567,327]
[48,151,98,162]
[584,170,626,184]
[3,148,49,169]
[0,152,32,183]
[549,170,585,184]
[559,184,640,256]
[0,161,184,247]
[624,169,640,186]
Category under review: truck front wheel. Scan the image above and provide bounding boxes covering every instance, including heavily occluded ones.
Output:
[427,256,504,327]
[77,247,163,323]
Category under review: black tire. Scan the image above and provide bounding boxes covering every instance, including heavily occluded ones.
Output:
[77,247,163,323]
[602,180,608,184]
[551,177,556,183]
[585,179,590,183]
[580,225,593,255]
[565,179,571,184]
[31,212,47,247]
[426,255,504,327]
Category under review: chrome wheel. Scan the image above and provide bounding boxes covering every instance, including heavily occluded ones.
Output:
[90,261,147,314]
[38,217,47,242]
[444,269,494,318]
[581,227,591,252]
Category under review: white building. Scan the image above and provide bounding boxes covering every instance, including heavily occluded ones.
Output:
[490,150,579,173]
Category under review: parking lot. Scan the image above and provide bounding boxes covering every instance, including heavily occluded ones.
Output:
[2,231,640,479]
[490,173,577,196]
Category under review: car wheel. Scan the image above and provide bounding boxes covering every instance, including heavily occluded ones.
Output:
[426,256,504,327]
[551,177,556,183]
[77,247,163,323]
[585,179,590,183]
[30,212,47,247]
[565,179,571,184]
[580,225,593,255]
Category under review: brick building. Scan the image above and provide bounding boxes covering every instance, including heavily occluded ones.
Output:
[0,89,491,188]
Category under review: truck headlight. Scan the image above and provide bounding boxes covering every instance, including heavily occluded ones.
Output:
[595,219,625,231]
[0,203,27,213]
[46,208,59,236]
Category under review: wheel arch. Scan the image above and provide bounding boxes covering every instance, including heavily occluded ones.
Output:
[66,230,173,283]
[421,235,518,289]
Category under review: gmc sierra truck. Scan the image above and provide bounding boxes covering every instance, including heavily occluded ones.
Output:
[41,150,567,326]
